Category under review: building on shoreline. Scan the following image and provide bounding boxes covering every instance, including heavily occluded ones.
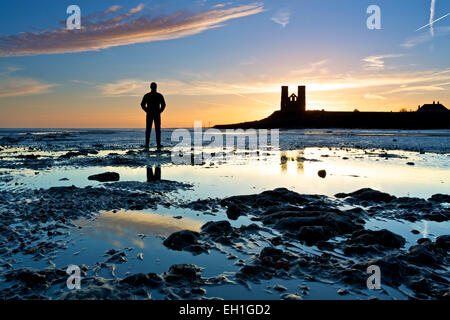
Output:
[214,85,449,129]
[417,101,448,113]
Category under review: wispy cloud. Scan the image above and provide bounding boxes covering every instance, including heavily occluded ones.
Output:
[99,78,259,97]
[128,4,145,15]
[384,84,446,94]
[98,68,450,98]
[213,3,233,9]
[0,66,22,76]
[364,93,387,100]
[0,3,264,57]
[362,54,404,70]
[0,79,55,97]
[99,78,278,108]
[271,8,290,27]
[402,26,450,48]
[290,59,329,77]
[106,5,122,14]
[0,66,55,97]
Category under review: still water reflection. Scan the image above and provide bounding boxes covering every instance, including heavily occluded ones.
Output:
[77,210,202,248]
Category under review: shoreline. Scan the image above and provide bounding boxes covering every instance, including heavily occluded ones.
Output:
[214,110,450,130]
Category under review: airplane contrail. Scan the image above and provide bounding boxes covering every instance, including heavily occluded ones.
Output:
[430,0,436,36]
[415,12,450,32]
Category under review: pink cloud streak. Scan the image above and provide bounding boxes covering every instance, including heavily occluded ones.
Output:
[0,3,263,57]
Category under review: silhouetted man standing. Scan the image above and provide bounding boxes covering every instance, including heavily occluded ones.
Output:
[141,82,166,149]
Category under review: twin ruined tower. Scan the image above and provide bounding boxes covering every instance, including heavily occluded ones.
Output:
[280,85,306,113]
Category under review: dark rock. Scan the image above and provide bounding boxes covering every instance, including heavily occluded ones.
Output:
[201,220,233,235]
[348,229,406,249]
[316,240,335,250]
[257,247,294,270]
[4,268,66,290]
[183,198,219,212]
[167,264,203,281]
[272,215,321,231]
[274,284,287,292]
[417,238,431,245]
[423,211,449,222]
[121,273,163,288]
[260,247,284,261]
[221,188,323,210]
[59,150,89,159]
[105,251,128,263]
[409,277,430,293]
[239,265,266,277]
[191,287,206,295]
[226,203,243,220]
[297,225,334,244]
[335,188,396,203]
[105,249,119,255]
[355,238,448,292]
[274,258,290,270]
[338,268,367,287]
[435,235,450,251]
[16,271,46,287]
[428,194,450,203]
[270,210,362,238]
[185,244,208,254]
[20,154,40,160]
[163,230,202,251]
[270,236,283,246]
[407,243,439,266]
[62,282,130,300]
[239,223,260,232]
[88,172,120,182]
[318,170,327,178]
[337,288,349,295]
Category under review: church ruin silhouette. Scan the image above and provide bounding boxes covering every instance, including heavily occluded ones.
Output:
[215,84,449,129]
[280,86,306,113]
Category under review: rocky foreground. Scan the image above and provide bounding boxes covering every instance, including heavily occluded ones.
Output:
[0,183,448,300]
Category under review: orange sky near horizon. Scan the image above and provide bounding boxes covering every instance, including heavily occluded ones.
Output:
[0,86,446,128]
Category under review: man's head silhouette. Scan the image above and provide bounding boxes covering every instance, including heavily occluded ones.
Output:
[150,82,157,92]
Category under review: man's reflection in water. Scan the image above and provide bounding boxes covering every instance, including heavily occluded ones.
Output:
[280,149,305,175]
[280,152,288,174]
[147,166,161,182]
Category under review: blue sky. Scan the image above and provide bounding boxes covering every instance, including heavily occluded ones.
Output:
[0,0,449,127]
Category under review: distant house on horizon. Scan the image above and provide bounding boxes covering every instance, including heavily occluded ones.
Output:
[417,101,449,113]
